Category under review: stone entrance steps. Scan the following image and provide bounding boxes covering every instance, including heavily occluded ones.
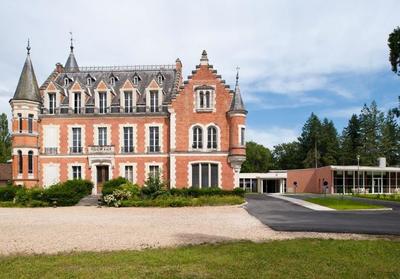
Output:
[77,195,102,206]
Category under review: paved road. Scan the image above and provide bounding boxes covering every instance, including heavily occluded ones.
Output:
[245,194,400,235]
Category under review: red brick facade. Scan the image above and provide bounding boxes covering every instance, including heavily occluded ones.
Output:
[10,48,247,193]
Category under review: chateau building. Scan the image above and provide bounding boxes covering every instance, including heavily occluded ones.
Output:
[10,41,247,194]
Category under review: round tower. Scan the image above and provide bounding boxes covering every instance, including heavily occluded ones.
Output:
[9,40,41,187]
[228,69,247,188]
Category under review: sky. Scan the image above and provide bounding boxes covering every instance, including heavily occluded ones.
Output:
[1,0,399,148]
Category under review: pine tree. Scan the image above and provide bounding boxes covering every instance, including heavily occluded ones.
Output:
[298,113,322,168]
[379,110,400,165]
[340,114,362,165]
[320,118,340,166]
[0,113,11,163]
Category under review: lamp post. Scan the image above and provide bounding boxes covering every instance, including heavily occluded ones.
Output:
[357,155,360,194]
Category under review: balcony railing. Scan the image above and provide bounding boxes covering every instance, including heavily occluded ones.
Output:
[120,146,135,154]
[88,145,115,154]
[69,146,83,154]
[147,146,161,153]
[40,105,168,115]
[44,147,58,155]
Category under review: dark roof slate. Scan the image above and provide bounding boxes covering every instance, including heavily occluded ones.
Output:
[13,54,41,102]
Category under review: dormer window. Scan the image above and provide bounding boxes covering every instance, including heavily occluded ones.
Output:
[87,78,92,86]
[133,76,139,85]
[110,77,115,86]
[64,78,69,87]
[157,75,163,84]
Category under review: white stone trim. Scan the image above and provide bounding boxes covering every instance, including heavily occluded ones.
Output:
[145,162,163,180]
[168,108,176,150]
[67,124,86,153]
[94,87,112,113]
[119,162,137,183]
[145,123,163,152]
[193,85,216,112]
[90,162,113,195]
[187,160,222,188]
[119,88,137,112]
[172,152,229,157]
[12,148,39,156]
[238,124,246,146]
[93,124,112,146]
[118,124,137,152]
[145,80,162,110]
[170,155,176,188]
[67,163,86,180]
[43,86,61,113]
[68,87,85,110]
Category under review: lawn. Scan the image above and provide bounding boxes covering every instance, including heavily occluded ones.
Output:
[354,194,400,203]
[0,239,399,278]
[305,197,385,210]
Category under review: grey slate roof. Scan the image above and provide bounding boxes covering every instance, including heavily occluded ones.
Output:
[64,47,79,72]
[229,77,246,113]
[56,66,178,105]
[13,53,41,102]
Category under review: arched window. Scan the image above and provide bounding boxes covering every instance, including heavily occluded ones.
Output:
[64,78,69,87]
[18,150,23,174]
[87,78,92,86]
[28,151,33,174]
[207,126,217,149]
[192,126,203,149]
[133,76,138,85]
[110,77,115,86]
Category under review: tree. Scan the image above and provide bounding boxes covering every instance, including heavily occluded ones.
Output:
[340,114,362,165]
[0,113,11,163]
[379,110,400,165]
[358,101,384,165]
[241,141,273,173]
[319,118,340,166]
[272,141,303,170]
[298,113,322,168]
[387,27,400,117]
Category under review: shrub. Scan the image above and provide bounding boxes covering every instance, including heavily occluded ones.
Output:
[102,177,129,196]
[169,187,245,197]
[42,180,93,206]
[0,186,18,201]
[141,176,167,198]
[120,183,140,197]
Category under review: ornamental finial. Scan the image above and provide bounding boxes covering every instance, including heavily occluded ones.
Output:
[235,66,240,87]
[26,38,31,55]
[69,32,74,52]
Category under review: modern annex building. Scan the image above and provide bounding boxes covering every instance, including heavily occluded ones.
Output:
[10,41,247,194]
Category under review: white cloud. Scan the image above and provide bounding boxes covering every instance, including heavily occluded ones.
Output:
[247,127,298,149]
[323,106,361,118]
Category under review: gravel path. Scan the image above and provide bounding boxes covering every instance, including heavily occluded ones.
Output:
[0,205,380,255]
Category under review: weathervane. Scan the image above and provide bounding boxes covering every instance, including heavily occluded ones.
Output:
[235,66,240,86]
[26,38,31,55]
[69,32,74,52]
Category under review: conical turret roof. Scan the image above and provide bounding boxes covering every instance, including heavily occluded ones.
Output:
[13,41,41,102]
[65,36,79,72]
[229,69,247,114]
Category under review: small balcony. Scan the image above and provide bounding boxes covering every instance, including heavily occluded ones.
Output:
[69,146,83,154]
[147,146,161,153]
[43,147,58,155]
[120,146,135,154]
[88,145,115,154]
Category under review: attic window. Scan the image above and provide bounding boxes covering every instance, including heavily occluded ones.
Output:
[64,78,69,87]
[87,78,92,86]
[133,76,139,85]
[110,77,116,86]
[157,75,163,84]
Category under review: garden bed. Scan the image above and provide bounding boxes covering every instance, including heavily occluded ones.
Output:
[354,194,400,203]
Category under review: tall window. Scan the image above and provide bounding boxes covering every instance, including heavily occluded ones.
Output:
[240,127,246,146]
[133,76,138,85]
[149,165,160,178]
[72,166,82,180]
[157,75,163,84]
[150,91,158,112]
[207,126,217,149]
[64,78,69,87]
[125,166,134,182]
[72,128,82,153]
[110,77,115,86]
[99,92,107,114]
[198,90,211,109]
[149,126,160,152]
[98,127,107,146]
[28,114,33,133]
[17,113,22,133]
[74,92,81,114]
[86,78,92,86]
[48,93,56,114]
[28,151,33,174]
[124,91,133,113]
[123,127,134,153]
[18,150,23,174]
[192,126,203,149]
[191,163,218,188]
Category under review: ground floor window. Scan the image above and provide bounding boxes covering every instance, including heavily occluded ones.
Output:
[125,166,134,182]
[149,165,160,178]
[72,166,82,180]
[191,163,218,188]
[239,178,257,192]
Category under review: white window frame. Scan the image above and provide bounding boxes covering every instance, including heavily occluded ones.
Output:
[192,126,203,150]
[145,162,163,180]
[133,76,139,85]
[239,125,246,146]
[194,86,216,112]
[145,123,163,153]
[124,91,133,113]
[73,92,82,114]
[93,124,111,148]
[119,163,137,183]
[188,161,221,188]
[67,163,86,180]
[98,127,107,146]
[48,93,56,114]
[98,91,107,114]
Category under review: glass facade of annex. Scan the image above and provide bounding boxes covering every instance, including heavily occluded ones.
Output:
[333,169,400,194]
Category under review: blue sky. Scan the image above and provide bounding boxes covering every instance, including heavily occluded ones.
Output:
[0,0,399,148]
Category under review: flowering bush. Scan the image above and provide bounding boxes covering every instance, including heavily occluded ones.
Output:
[103,188,133,207]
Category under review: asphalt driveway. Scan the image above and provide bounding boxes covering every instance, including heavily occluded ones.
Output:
[245,194,400,235]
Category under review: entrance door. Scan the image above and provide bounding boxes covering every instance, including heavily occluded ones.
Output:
[373,178,383,194]
[96,166,109,194]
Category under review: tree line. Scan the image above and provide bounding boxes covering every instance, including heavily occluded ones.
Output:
[242,101,400,172]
